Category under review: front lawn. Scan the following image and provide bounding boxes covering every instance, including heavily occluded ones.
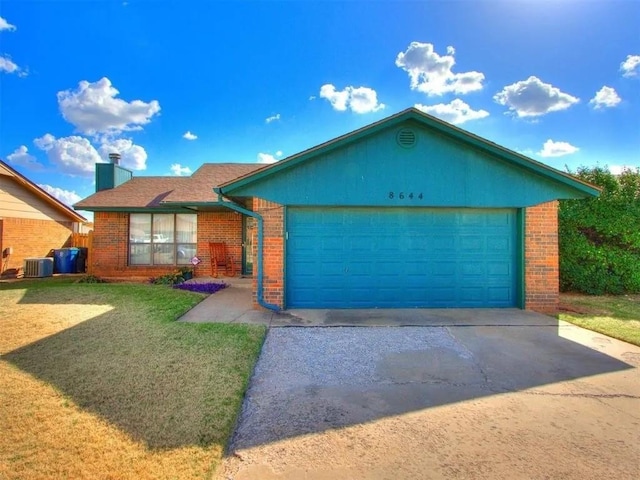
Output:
[560,293,640,347]
[0,277,266,480]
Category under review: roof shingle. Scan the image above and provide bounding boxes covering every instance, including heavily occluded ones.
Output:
[74,163,263,210]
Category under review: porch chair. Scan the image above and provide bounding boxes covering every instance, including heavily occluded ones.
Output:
[209,242,235,277]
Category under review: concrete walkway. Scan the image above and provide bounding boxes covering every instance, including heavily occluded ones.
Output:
[177,277,278,325]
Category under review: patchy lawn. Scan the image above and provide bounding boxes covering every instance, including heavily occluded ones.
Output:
[0,277,266,480]
[560,293,640,347]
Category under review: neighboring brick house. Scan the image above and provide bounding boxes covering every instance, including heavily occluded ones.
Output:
[0,159,87,276]
[75,108,599,313]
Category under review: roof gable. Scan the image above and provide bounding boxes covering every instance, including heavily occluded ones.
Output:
[220,108,599,207]
[0,159,87,222]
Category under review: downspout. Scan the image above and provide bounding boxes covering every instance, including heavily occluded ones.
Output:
[213,188,280,312]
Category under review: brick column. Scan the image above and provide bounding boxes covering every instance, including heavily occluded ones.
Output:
[525,201,559,314]
[252,198,284,309]
[91,212,129,276]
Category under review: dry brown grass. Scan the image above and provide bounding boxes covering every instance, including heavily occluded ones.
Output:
[0,279,265,480]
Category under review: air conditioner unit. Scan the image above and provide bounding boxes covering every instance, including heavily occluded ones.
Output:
[23,258,54,278]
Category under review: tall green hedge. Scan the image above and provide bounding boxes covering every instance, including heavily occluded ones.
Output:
[559,166,640,294]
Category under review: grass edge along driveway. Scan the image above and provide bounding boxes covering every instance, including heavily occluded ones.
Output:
[559,293,640,347]
[0,278,265,480]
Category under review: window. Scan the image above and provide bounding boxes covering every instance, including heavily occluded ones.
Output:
[129,213,197,265]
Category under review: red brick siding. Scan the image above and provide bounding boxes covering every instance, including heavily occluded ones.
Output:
[525,201,559,314]
[252,198,285,309]
[0,218,73,274]
[90,211,242,279]
[90,212,131,277]
[195,211,243,277]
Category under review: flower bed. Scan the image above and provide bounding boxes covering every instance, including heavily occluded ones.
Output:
[172,282,227,294]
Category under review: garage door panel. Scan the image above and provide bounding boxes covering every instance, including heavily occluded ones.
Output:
[286,207,517,308]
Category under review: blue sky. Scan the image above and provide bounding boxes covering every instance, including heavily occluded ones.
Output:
[1,0,639,216]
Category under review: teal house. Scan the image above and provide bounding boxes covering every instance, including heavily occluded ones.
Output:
[218,108,599,313]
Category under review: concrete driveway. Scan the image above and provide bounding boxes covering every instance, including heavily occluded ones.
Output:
[220,313,640,480]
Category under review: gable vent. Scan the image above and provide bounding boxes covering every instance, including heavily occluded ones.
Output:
[396,128,417,148]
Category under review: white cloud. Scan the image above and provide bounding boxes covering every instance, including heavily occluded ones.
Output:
[57,77,161,135]
[609,165,638,175]
[33,132,148,176]
[37,184,82,206]
[309,95,316,101]
[589,86,621,109]
[414,99,489,125]
[620,55,640,78]
[34,134,102,176]
[265,113,281,123]
[0,55,19,74]
[97,138,147,171]
[319,84,385,114]
[494,76,579,117]
[6,145,44,170]
[538,139,579,158]
[395,42,484,96]
[170,163,192,176]
[0,16,16,32]
[257,152,284,164]
[183,131,197,140]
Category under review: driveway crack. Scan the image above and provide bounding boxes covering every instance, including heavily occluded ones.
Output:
[444,325,490,384]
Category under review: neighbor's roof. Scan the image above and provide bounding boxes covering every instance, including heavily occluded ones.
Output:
[0,159,87,222]
[220,107,600,198]
[74,163,262,210]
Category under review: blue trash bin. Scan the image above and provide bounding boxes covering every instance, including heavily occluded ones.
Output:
[53,248,79,274]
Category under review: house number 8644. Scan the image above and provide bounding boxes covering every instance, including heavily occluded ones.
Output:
[388,192,423,200]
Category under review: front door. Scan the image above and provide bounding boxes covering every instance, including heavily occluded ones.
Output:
[242,216,255,276]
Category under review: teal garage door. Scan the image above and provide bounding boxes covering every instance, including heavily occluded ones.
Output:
[286,207,518,308]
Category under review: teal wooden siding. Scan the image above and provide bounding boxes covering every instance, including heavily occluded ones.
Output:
[96,163,133,192]
[230,121,586,208]
[286,207,518,308]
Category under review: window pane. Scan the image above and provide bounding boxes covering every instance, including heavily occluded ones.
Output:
[176,214,197,243]
[177,244,197,264]
[130,244,151,265]
[153,214,174,243]
[130,214,151,243]
[153,244,175,265]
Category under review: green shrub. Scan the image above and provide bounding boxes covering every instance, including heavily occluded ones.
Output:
[149,267,193,286]
[559,165,640,294]
[77,275,107,284]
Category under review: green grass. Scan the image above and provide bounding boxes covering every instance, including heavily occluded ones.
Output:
[0,277,266,479]
[560,294,640,347]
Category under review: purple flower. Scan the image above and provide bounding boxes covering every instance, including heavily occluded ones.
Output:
[173,282,227,294]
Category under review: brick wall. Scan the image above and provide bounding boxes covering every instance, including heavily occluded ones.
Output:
[90,212,131,277]
[0,217,73,274]
[525,201,559,314]
[195,211,243,277]
[252,198,285,309]
[90,211,242,279]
